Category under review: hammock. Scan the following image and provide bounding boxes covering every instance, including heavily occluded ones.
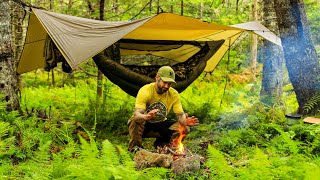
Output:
[93,39,224,96]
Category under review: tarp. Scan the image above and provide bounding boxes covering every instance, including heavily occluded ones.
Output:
[17,8,281,74]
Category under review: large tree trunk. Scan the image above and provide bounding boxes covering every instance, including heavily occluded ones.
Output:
[274,0,320,114]
[260,0,284,105]
[0,0,20,111]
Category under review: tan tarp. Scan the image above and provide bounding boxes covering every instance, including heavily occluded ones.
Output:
[17,8,281,74]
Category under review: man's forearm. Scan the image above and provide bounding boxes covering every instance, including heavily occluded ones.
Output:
[176,113,186,125]
[133,108,147,122]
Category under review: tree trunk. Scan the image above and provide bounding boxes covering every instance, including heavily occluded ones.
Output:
[157,0,160,14]
[50,0,55,87]
[199,2,203,19]
[11,1,25,91]
[0,0,20,111]
[260,0,284,105]
[274,0,320,114]
[250,0,258,81]
[97,0,105,103]
[180,0,183,15]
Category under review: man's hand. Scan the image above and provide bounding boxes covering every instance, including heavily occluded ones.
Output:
[145,109,159,121]
[184,113,199,126]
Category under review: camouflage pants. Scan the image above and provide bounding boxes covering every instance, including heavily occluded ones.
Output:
[128,117,180,151]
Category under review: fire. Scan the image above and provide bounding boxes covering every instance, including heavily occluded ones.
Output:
[171,123,186,154]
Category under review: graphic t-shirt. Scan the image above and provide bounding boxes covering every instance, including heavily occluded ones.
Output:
[135,82,184,118]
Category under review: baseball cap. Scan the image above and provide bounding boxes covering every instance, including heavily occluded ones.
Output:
[157,66,176,83]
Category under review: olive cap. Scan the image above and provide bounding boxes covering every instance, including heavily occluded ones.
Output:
[157,66,176,83]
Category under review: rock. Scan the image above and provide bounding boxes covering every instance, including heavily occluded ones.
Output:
[134,149,173,169]
[171,155,202,174]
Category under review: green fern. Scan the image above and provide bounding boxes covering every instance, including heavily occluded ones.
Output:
[303,92,320,114]
[101,139,120,166]
[206,144,234,179]
[0,122,15,157]
[245,148,272,179]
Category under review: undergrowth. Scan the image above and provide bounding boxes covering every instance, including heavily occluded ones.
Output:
[0,68,318,179]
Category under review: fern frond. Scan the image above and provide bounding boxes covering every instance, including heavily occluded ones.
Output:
[0,122,15,157]
[101,139,120,166]
[303,92,320,113]
[79,134,99,159]
[117,145,136,171]
[206,145,233,178]
[140,167,170,179]
[246,147,272,179]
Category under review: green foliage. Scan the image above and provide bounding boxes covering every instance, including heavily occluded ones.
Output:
[303,92,320,114]
[305,0,320,53]
[206,145,233,179]
[7,0,320,178]
[0,121,15,158]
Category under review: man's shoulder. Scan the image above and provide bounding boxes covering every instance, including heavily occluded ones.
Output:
[140,82,154,90]
[168,87,179,96]
[137,83,154,96]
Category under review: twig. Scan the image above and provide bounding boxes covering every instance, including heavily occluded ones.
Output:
[106,3,138,20]
[185,147,194,156]
[130,0,152,20]
[168,147,185,156]
[11,0,46,10]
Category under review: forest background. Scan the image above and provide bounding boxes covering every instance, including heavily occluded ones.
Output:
[0,0,320,179]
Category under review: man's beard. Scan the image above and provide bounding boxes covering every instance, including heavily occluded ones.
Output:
[156,81,168,94]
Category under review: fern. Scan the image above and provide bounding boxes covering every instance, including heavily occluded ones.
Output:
[269,131,300,155]
[140,167,170,179]
[18,140,53,179]
[245,148,272,179]
[303,92,320,114]
[206,145,234,179]
[101,139,120,166]
[0,122,15,157]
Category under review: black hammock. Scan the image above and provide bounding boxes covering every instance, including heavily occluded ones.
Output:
[93,39,225,97]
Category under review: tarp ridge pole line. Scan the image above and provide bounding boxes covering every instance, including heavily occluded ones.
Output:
[220,38,231,108]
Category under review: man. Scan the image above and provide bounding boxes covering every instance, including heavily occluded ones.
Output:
[128,66,199,152]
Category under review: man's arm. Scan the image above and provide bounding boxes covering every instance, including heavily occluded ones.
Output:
[133,108,159,122]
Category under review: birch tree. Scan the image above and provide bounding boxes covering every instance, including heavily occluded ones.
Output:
[0,0,20,111]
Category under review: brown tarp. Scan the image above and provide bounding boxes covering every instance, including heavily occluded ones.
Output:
[17,8,281,74]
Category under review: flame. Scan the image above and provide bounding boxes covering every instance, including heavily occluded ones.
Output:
[172,123,186,153]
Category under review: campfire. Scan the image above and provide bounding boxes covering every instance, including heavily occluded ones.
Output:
[134,122,203,174]
[167,123,191,160]
[171,123,186,154]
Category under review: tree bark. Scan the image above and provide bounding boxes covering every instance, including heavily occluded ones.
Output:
[274,0,320,114]
[250,0,258,81]
[260,0,284,105]
[0,0,20,111]
[11,1,25,91]
[97,0,105,103]
[180,0,183,15]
